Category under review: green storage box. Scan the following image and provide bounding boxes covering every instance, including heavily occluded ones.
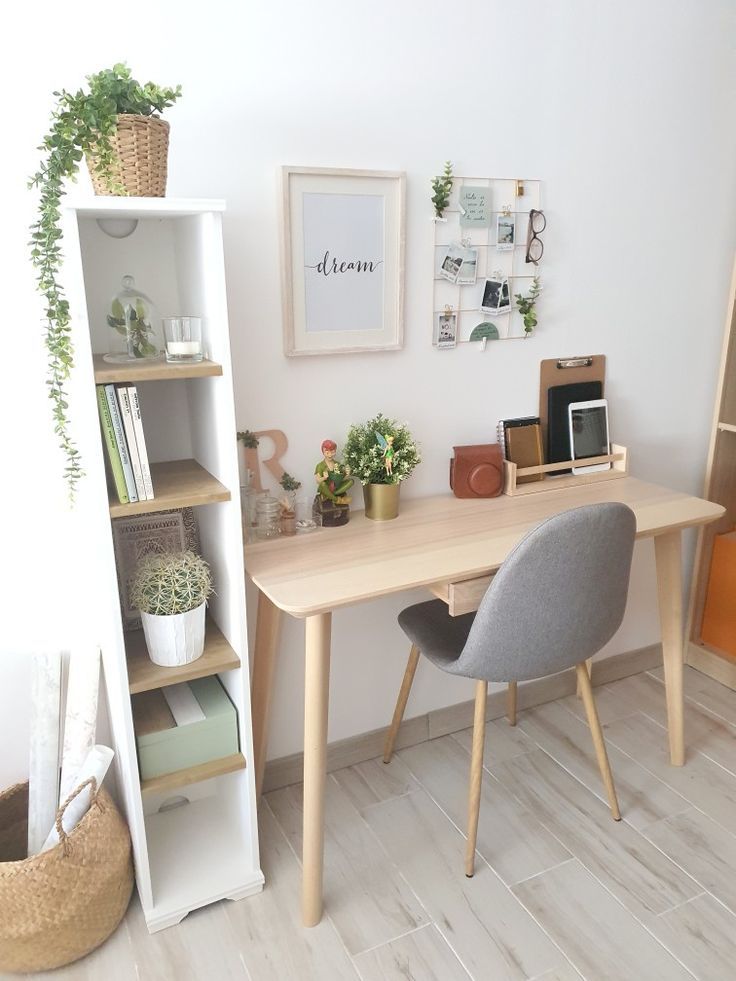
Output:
[132,676,239,780]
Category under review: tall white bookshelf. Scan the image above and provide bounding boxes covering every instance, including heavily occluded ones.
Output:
[61,197,263,932]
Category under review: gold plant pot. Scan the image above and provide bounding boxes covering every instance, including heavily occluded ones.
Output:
[363,482,401,521]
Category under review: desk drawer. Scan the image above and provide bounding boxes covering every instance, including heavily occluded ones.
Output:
[428,574,494,616]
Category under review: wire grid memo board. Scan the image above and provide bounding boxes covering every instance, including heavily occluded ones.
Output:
[433,175,542,346]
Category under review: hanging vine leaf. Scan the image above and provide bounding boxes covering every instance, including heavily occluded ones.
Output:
[28,64,181,501]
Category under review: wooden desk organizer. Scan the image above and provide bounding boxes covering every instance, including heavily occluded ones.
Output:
[503,444,628,497]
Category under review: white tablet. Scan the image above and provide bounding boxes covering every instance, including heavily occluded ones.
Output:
[568,399,611,474]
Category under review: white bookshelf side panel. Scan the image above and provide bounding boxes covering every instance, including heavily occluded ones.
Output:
[62,207,154,908]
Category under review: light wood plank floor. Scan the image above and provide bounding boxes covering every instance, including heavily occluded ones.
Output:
[13,665,736,981]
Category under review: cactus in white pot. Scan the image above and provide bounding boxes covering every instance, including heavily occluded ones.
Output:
[131,551,213,667]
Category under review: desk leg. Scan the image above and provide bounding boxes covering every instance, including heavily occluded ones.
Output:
[303,611,332,927]
[654,530,685,767]
[251,590,283,799]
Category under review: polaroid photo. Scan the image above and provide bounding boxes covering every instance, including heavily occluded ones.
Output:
[456,245,478,285]
[436,312,458,349]
[496,213,516,252]
[480,278,511,316]
[439,244,464,283]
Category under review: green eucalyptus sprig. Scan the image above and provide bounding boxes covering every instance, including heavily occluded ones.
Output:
[431,161,454,219]
[514,276,542,335]
[28,64,181,499]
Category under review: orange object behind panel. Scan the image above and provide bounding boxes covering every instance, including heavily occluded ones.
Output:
[702,531,736,656]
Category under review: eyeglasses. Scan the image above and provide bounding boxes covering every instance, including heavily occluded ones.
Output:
[525,209,546,265]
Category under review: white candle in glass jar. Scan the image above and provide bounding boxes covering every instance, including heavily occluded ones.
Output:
[167,341,201,356]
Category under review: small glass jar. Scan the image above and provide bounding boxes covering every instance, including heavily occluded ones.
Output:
[240,469,259,543]
[104,275,162,363]
[255,491,281,540]
[163,316,204,363]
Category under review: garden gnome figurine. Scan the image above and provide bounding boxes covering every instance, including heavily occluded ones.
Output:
[313,439,353,527]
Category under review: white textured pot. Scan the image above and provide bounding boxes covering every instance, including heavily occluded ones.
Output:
[140,602,206,667]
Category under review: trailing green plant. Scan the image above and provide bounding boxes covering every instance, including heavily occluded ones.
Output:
[514,276,542,335]
[237,430,260,448]
[431,161,454,218]
[130,550,213,617]
[343,413,421,486]
[28,64,182,499]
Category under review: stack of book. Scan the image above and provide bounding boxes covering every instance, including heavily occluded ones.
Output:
[96,384,154,505]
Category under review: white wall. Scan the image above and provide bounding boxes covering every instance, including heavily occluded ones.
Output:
[2,0,735,778]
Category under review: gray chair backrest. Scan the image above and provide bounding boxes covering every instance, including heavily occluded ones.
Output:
[455,503,637,683]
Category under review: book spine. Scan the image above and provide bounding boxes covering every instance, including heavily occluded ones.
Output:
[105,385,138,503]
[96,385,129,505]
[117,386,145,500]
[128,385,154,500]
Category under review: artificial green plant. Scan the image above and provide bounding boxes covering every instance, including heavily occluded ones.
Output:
[431,161,454,219]
[28,64,182,498]
[343,413,421,486]
[130,551,212,617]
[514,276,542,335]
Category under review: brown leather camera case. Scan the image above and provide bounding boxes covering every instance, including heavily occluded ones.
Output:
[449,444,504,498]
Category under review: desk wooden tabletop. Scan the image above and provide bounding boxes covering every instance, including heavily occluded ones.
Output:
[244,477,724,617]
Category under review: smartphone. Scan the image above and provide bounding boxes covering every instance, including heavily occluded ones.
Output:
[568,399,611,474]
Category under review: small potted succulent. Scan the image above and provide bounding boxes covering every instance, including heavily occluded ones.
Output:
[279,472,302,535]
[343,413,421,520]
[130,551,213,667]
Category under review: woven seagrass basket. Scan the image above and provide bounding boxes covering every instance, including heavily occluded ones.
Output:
[0,778,134,974]
[87,113,170,197]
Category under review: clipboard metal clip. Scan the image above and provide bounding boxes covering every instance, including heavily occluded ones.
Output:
[557,357,593,369]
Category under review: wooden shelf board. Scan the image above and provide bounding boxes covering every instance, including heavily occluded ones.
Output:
[127,619,240,694]
[109,459,230,518]
[93,354,222,384]
[718,421,736,433]
[140,753,246,795]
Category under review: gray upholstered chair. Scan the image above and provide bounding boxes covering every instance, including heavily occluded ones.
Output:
[383,502,636,876]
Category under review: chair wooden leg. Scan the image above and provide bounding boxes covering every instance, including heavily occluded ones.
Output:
[576,657,592,698]
[575,662,621,821]
[383,644,421,763]
[465,679,488,877]
[507,682,518,726]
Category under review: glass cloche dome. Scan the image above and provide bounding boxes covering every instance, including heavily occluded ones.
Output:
[103,275,162,363]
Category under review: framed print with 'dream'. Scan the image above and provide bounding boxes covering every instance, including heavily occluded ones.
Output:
[281,167,405,355]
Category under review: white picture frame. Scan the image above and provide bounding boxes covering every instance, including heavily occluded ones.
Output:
[281,166,406,356]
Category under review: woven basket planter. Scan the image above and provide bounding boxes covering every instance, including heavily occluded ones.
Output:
[87,113,170,197]
[0,779,134,974]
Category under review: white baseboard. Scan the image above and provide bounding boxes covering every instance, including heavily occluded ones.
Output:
[262,643,663,795]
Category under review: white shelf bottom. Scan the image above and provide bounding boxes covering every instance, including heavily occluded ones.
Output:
[142,794,263,932]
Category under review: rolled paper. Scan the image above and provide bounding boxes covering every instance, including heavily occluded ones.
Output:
[42,744,114,852]
[27,652,62,855]
[59,649,100,803]
[166,341,201,355]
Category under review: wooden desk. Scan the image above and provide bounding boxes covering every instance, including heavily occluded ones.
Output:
[245,477,724,926]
